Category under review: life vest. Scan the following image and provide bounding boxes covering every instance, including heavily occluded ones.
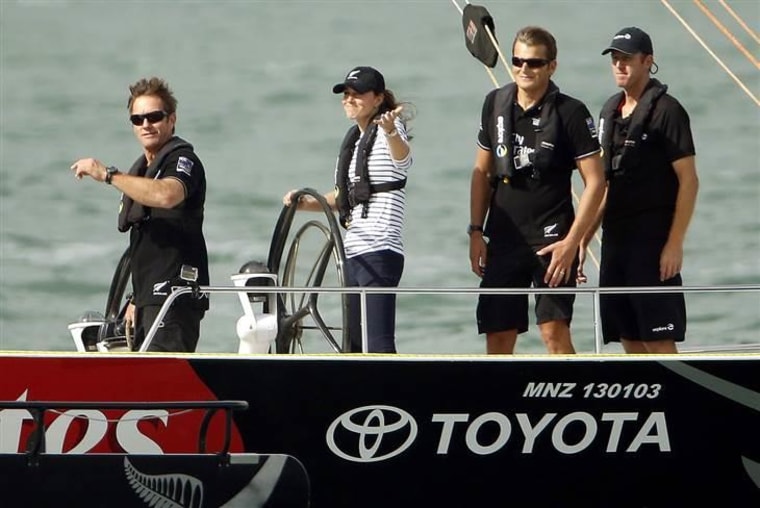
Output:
[598,78,668,179]
[490,81,561,185]
[335,121,406,229]
[117,136,203,232]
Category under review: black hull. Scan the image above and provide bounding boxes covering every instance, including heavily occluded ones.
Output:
[1,353,758,507]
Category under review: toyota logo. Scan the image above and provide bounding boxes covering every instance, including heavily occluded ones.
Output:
[326,405,418,463]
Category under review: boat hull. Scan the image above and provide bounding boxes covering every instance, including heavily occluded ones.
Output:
[1,353,758,507]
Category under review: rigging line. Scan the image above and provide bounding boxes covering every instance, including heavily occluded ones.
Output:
[450,0,602,271]
[693,0,760,69]
[660,0,760,107]
[719,0,760,45]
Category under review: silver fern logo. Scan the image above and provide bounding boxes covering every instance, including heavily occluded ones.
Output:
[124,457,204,507]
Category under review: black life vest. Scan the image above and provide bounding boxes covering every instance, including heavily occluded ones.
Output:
[598,78,668,179]
[117,136,202,232]
[335,121,406,229]
[490,81,561,185]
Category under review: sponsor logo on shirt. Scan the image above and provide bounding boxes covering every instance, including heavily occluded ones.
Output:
[177,156,194,175]
[586,117,598,138]
[153,281,169,296]
[544,223,559,238]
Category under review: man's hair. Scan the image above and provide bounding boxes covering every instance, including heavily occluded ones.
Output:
[512,26,558,61]
[127,77,178,114]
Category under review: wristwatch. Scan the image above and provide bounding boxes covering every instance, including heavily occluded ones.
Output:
[105,166,120,185]
[466,224,484,236]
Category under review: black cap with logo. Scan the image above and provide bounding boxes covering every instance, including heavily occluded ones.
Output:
[332,66,386,94]
[601,27,654,56]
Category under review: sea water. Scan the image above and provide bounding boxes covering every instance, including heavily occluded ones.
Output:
[1,0,758,353]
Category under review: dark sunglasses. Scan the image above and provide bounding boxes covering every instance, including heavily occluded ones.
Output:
[511,57,551,69]
[129,110,168,126]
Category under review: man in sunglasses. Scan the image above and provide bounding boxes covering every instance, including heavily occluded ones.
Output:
[580,27,698,354]
[71,77,209,353]
[468,26,605,355]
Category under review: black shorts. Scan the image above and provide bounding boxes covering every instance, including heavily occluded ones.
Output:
[476,243,576,335]
[600,237,686,343]
[134,297,205,352]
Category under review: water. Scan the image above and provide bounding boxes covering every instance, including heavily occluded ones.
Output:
[1,0,758,354]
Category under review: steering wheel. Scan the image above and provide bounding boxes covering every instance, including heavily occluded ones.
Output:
[266,188,350,353]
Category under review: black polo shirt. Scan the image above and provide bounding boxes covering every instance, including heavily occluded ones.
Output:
[129,148,209,310]
[477,88,600,246]
[602,93,695,239]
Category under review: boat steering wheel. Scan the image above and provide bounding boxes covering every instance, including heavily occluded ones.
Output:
[266,188,350,353]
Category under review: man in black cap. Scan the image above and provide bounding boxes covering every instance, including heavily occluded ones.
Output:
[579,27,699,354]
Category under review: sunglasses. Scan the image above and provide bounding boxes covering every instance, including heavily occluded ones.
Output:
[129,110,168,126]
[511,57,551,69]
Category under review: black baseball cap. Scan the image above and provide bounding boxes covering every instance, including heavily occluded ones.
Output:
[332,66,386,94]
[601,27,654,56]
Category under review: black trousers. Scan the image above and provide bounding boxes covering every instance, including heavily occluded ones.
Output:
[134,298,204,352]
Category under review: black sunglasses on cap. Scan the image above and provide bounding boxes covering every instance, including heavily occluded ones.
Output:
[129,110,168,126]
[511,56,551,69]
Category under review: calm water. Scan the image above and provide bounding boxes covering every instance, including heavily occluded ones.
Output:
[1,0,758,354]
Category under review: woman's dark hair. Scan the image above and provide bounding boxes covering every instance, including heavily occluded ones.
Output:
[379,89,415,140]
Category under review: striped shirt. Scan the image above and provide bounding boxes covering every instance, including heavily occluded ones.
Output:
[336,119,412,258]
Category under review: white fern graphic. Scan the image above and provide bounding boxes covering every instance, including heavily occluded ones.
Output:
[124,457,205,508]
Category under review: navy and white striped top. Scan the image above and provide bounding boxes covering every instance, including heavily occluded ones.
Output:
[335,119,412,259]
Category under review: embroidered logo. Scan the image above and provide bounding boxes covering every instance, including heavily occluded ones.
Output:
[153,281,169,296]
[177,156,194,176]
[586,117,598,138]
[544,223,559,238]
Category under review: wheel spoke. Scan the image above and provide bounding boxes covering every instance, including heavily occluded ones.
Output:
[266,189,349,353]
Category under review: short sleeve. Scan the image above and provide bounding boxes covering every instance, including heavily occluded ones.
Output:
[477,90,496,150]
[160,151,201,197]
[657,97,696,162]
[561,99,601,159]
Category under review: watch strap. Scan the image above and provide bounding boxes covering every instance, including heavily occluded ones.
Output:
[105,166,119,185]
[467,224,484,235]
